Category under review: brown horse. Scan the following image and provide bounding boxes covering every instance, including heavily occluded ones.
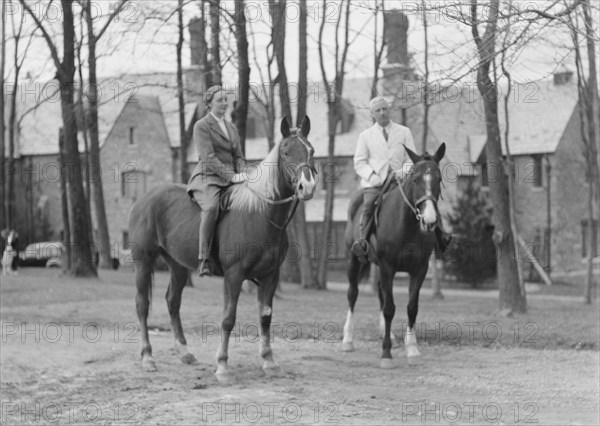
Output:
[129,117,316,381]
[342,143,446,368]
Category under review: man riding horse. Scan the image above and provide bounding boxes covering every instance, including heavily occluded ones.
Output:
[351,96,450,258]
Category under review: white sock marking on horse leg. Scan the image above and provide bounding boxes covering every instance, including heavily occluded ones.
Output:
[405,326,421,358]
[342,310,354,344]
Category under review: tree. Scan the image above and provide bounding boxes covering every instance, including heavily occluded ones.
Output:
[233,0,250,154]
[5,3,34,232]
[370,1,386,99]
[0,0,6,232]
[294,0,318,289]
[176,0,187,183]
[20,0,96,276]
[446,177,496,287]
[567,0,599,303]
[470,0,525,313]
[317,0,352,288]
[209,0,221,85]
[82,0,128,269]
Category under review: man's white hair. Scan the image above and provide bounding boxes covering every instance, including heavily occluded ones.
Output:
[369,96,389,111]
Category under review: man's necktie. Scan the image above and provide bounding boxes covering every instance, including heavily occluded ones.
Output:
[383,127,389,141]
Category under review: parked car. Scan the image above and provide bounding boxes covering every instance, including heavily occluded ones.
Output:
[19,242,99,268]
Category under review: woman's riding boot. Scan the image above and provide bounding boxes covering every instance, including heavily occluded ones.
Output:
[197,209,218,277]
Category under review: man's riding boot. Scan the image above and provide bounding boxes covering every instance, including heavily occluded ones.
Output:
[197,209,218,277]
[434,226,452,255]
[351,212,371,258]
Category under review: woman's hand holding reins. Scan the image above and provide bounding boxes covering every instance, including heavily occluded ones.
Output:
[231,173,248,184]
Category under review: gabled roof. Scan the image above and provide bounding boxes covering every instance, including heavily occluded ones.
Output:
[497,78,579,156]
[465,77,580,161]
[7,73,197,157]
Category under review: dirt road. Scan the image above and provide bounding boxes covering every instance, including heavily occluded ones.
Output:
[1,269,598,425]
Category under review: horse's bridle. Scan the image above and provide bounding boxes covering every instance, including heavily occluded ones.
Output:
[397,162,440,222]
[244,146,316,231]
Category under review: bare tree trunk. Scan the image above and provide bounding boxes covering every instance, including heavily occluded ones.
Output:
[7,17,23,230]
[370,1,386,99]
[294,0,317,289]
[59,0,96,276]
[76,51,94,263]
[421,0,429,154]
[209,0,221,86]
[177,0,187,183]
[582,0,599,303]
[499,13,525,297]
[316,0,351,289]
[0,0,5,232]
[234,0,249,154]
[59,129,71,272]
[84,0,122,269]
[269,0,292,121]
[471,0,525,314]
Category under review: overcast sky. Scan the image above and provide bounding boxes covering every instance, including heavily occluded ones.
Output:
[2,1,592,90]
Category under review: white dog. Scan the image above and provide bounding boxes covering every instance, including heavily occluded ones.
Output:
[2,245,16,276]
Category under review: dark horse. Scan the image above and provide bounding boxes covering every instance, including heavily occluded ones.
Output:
[342,143,446,368]
[129,117,316,381]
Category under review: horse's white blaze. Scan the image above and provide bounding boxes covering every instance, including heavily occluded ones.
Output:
[342,310,354,343]
[298,169,316,198]
[421,199,437,225]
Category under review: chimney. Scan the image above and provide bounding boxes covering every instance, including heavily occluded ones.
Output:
[384,10,409,66]
[380,10,414,117]
[186,17,208,100]
[189,17,203,66]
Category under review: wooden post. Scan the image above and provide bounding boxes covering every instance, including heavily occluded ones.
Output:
[517,235,552,286]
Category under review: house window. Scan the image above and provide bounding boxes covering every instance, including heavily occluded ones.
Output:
[582,219,599,258]
[122,231,129,247]
[129,127,135,145]
[121,169,146,201]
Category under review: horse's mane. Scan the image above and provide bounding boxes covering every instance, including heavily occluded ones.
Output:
[228,141,282,212]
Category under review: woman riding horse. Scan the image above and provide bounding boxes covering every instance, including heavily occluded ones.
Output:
[187,85,246,277]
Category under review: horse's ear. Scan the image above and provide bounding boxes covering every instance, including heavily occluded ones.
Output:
[433,143,446,163]
[403,144,421,164]
[280,117,291,138]
[300,116,311,137]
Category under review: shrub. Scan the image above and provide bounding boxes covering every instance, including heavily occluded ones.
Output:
[445,178,497,287]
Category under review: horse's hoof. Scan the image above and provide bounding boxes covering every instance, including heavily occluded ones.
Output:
[341,341,355,352]
[181,353,197,365]
[142,359,158,372]
[215,371,234,384]
[407,354,422,366]
[380,358,395,369]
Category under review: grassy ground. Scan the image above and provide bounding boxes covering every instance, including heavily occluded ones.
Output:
[1,267,599,425]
